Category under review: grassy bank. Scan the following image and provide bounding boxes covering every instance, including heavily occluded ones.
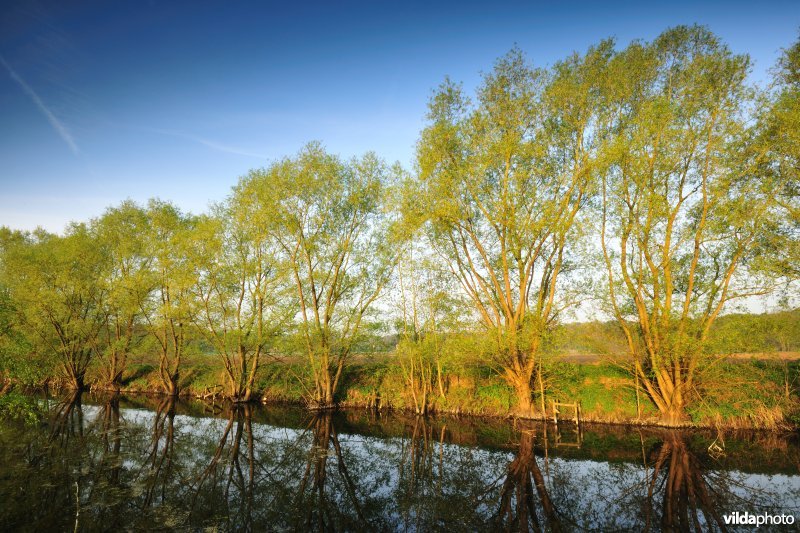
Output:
[83,354,800,430]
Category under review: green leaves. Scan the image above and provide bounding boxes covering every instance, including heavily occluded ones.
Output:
[594,25,790,419]
[748,34,800,281]
[0,224,108,386]
[233,143,398,403]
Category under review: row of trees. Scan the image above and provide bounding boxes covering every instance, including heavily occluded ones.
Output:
[0,149,399,405]
[0,26,797,421]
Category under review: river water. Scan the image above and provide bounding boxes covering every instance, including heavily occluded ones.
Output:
[0,392,798,531]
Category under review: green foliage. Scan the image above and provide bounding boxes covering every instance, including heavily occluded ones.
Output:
[0,283,42,385]
[706,309,800,354]
[474,382,515,411]
[412,43,604,411]
[749,34,800,281]
[0,392,41,425]
[0,224,108,388]
[121,363,159,390]
[241,143,400,405]
[190,179,289,400]
[548,363,653,420]
[257,361,313,402]
[92,201,153,386]
[548,312,800,358]
[595,25,790,419]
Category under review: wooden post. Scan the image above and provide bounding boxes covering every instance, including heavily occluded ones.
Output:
[551,400,581,426]
[542,419,550,477]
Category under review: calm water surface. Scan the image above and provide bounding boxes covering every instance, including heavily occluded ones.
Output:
[0,392,798,532]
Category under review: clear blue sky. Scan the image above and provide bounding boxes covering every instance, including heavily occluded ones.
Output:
[1,0,798,232]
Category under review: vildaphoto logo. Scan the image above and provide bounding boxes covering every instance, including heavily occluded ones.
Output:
[723,511,795,527]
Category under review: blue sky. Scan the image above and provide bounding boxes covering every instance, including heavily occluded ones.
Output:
[1,0,798,232]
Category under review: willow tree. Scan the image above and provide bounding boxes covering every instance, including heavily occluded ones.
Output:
[413,47,607,414]
[0,228,39,389]
[141,200,198,396]
[93,201,152,390]
[192,193,287,402]
[393,244,466,414]
[599,26,779,422]
[754,35,800,281]
[0,225,107,390]
[773,36,800,227]
[251,143,396,408]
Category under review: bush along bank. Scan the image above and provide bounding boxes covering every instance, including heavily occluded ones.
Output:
[62,357,800,431]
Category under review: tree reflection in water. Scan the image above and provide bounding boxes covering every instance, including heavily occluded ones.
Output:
[395,415,449,529]
[48,389,84,446]
[574,429,800,531]
[98,394,122,486]
[189,403,257,530]
[492,426,562,533]
[88,394,124,529]
[293,413,373,531]
[641,432,741,532]
[139,395,177,513]
[0,390,87,531]
[1,396,798,531]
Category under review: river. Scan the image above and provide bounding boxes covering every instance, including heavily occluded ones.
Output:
[0,392,798,531]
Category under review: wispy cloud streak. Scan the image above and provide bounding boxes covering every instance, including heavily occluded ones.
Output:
[190,135,266,159]
[151,128,266,159]
[0,54,79,154]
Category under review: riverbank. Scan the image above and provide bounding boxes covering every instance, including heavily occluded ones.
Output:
[61,355,799,431]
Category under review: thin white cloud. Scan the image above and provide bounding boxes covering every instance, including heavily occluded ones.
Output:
[0,54,79,154]
[152,128,266,159]
[190,136,267,159]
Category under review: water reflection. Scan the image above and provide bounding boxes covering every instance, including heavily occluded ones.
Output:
[293,413,374,530]
[90,395,124,529]
[493,428,561,532]
[0,392,797,531]
[189,403,256,530]
[48,389,84,445]
[395,416,451,530]
[139,396,176,514]
[643,432,726,531]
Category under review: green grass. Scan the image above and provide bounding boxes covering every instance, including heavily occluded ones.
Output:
[687,360,795,428]
[547,362,656,421]
[48,351,799,428]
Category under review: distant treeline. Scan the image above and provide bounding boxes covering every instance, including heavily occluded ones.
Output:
[552,310,800,357]
[1,25,798,425]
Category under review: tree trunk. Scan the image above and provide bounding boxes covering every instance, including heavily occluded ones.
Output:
[662,398,688,426]
[69,371,85,391]
[514,378,533,416]
[240,387,252,403]
[324,378,334,407]
[309,370,336,410]
[166,373,179,396]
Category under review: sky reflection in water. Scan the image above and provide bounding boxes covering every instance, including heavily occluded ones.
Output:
[0,393,798,531]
